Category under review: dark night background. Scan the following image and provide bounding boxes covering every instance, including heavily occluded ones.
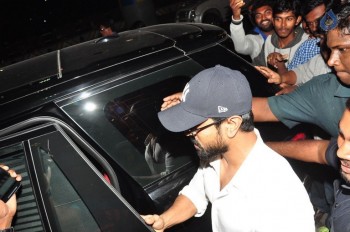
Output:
[0,0,180,67]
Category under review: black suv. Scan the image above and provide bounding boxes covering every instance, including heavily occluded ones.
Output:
[0,23,287,232]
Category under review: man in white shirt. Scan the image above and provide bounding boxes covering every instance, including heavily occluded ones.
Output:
[142,65,315,232]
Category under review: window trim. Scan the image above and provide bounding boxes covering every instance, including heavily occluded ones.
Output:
[0,116,120,191]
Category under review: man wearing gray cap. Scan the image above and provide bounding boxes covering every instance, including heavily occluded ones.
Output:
[142,65,314,232]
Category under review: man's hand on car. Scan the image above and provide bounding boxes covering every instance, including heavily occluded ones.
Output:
[255,66,283,84]
[141,214,165,232]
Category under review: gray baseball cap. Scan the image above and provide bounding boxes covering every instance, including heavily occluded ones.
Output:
[158,65,252,132]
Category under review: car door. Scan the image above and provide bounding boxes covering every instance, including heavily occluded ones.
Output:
[0,123,152,232]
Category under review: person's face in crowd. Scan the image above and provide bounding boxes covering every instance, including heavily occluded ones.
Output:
[186,119,228,164]
[254,5,273,32]
[337,108,350,184]
[302,21,311,35]
[327,29,350,85]
[100,26,113,37]
[273,11,301,39]
[304,4,326,37]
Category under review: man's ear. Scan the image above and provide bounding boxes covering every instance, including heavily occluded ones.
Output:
[226,116,242,138]
[295,16,302,26]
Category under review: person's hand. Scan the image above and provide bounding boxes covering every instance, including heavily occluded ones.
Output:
[255,66,282,84]
[0,165,22,229]
[230,0,245,19]
[141,214,165,232]
[161,92,182,111]
[275,84,298,96]
[267,52,288,69]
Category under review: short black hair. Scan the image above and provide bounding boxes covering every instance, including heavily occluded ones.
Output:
[300,0,327,18]
[273,0,301,18]
[251,0,273,14]
[333,3,350,35]
[212,110,254,132]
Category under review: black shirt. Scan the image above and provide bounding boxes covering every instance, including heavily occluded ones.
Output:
[326,138,350,232]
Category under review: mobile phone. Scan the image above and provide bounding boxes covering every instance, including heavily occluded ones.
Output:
[0,168,21,202]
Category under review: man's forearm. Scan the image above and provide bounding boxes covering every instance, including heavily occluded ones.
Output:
[281,70,297,85]
[161,194,197,229]
[266,140,329,164]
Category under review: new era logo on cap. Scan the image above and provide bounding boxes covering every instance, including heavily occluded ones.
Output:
[218,106,228,113]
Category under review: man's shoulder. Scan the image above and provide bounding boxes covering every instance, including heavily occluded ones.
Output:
[302,37,318,44]
[298,38,319,49]
[303,73,338,86]
[246,32,262,38]
[287,73,338,98]
[268,73,338,103]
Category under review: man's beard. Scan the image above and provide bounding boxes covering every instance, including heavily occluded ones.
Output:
[258,20,273,32]
[340,170,350,185]
[339,159,350,185]
[190,137,228,168]
[340,169,350,186]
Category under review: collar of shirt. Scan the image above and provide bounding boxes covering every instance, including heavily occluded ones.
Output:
[209,129,263,197]
[253,27,268,41]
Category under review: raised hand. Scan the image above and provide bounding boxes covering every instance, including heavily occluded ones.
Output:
[267,52,288,69]
[255,66,282,84]
[161,92,182,111]
[230,0,245,20]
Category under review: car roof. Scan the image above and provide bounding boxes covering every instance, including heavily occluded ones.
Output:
[0,23,225,104]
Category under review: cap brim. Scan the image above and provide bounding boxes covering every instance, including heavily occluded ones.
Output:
[158,104,207,132]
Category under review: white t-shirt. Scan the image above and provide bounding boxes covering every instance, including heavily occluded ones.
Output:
[180,129,315,232]
[230,15,265,60]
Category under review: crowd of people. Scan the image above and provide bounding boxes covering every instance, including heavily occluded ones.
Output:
[141,0,350,231]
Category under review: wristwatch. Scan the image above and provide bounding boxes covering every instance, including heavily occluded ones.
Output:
[0,227,14,232]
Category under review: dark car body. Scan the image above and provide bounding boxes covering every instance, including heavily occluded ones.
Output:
[0,23,291,232]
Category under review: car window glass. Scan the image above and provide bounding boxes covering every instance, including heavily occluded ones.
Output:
[61,62,202,187]
[29,135,100,232]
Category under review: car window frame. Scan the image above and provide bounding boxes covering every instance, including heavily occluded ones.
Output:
[0,122,153,232]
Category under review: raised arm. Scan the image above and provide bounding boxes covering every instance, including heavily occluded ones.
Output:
[255,66,297,86]
[230,0,245,20]
[266,140,329,164]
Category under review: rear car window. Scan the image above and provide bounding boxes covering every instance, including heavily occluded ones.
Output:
[61,61,203,187]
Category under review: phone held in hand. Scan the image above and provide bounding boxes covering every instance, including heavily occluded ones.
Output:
[0,168,21,202]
